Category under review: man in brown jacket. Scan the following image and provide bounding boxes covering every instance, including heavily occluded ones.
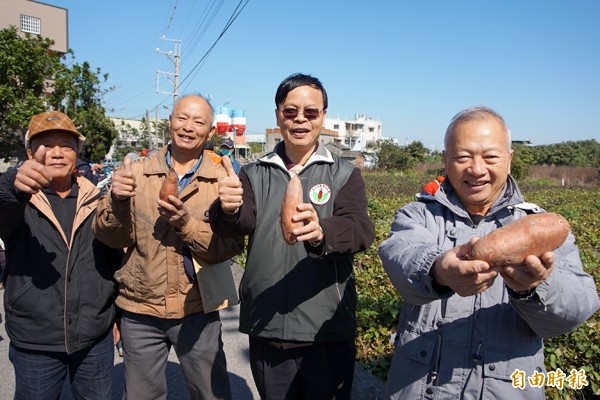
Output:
[93,94,243,400]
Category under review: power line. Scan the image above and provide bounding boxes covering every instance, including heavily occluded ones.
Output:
[181,0,224,62]
[176,0,201,41]
[107,1,247,122]
[106,76,156,109]
[162,0,179,37]
[179,0,250,92]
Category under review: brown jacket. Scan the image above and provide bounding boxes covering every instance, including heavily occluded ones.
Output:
[93,146,243,318]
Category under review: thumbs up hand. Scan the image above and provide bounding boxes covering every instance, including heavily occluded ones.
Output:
[33,145,47,164]
[14,145,53,194]
[111,155,137,201]
[218,155,243,213]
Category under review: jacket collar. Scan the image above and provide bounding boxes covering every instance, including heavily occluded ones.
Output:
[32,175,99,209]
[432,175,525,219]
[75,175,101,205]
[260,142,334,175]
[30,175,100,247]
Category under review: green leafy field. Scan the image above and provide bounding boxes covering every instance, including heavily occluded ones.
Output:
[357,172,600,399]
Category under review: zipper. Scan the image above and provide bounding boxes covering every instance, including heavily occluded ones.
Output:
[427,332,443,387]
[334,261,342,301]
[63,200,82,355]
[63,248,71,354]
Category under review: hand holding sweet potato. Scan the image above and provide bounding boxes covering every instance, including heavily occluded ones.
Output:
[159,168,178,201]
[466,212,570,268]
[281,175,304,244]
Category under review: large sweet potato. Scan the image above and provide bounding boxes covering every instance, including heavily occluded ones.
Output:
[466,212,570,268]
[159,169,178,201]
[280,175,304,244]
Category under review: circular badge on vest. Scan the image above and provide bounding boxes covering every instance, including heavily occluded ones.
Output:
[309,184,331,205]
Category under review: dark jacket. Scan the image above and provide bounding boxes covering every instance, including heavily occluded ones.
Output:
[76,156,99,185]
[210,143,375,342]
[0,168,121,354]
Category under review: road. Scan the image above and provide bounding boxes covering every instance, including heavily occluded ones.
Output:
[0,263,384,399]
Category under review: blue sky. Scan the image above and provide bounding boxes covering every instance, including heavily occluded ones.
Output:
[48,0,600,151]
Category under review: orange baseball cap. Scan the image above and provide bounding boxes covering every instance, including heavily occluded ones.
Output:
[25,111,85,152]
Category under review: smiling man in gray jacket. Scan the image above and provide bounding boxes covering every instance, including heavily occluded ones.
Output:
[378,106,599,400]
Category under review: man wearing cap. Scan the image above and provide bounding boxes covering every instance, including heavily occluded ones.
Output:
[218,137,241,174]
[0,111,122,399]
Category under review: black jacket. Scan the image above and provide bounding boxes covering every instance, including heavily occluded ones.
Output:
[0,167,121,354]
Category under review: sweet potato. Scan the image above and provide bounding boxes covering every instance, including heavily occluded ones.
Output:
[159,169,178,201]
[280,175,304,244]
[466,212,570,268]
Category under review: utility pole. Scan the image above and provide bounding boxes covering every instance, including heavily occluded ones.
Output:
[145,109,152,150]
[155,106,159,148]
[155,36,181,104]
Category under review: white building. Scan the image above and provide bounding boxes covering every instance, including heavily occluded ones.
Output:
[244,132,266,145]
[323,113,382,151]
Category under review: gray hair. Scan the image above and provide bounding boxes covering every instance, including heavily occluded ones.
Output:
[171,93,215,125]
[444,106,512,153]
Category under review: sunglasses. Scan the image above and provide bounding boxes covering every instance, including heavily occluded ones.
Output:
[279,107,323,121]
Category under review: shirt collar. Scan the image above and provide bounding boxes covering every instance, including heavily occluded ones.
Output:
[41,178,79,198]
[165,145,203,193]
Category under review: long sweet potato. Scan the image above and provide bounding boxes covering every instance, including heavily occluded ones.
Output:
[466,212,570,268]
[280,175,304,244]
[159,169,178,201]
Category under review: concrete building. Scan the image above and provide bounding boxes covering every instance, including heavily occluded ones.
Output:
[0,0,68,53]
[323,113,383,151]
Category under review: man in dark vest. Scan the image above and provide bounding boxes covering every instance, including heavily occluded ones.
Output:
[210,73,375,399]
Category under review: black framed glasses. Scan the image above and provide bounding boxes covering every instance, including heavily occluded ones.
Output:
[279,107,323,121]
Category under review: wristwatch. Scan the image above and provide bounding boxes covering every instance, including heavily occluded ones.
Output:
[309,226,324,247]
[506,284,536,298]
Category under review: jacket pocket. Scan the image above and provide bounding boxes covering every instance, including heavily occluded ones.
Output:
[114,262,138,299]
[482,347,546,400]
[397,330,439,366]
[483,346,544,380]
[6,282,36,316]
[386,329,440,395]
